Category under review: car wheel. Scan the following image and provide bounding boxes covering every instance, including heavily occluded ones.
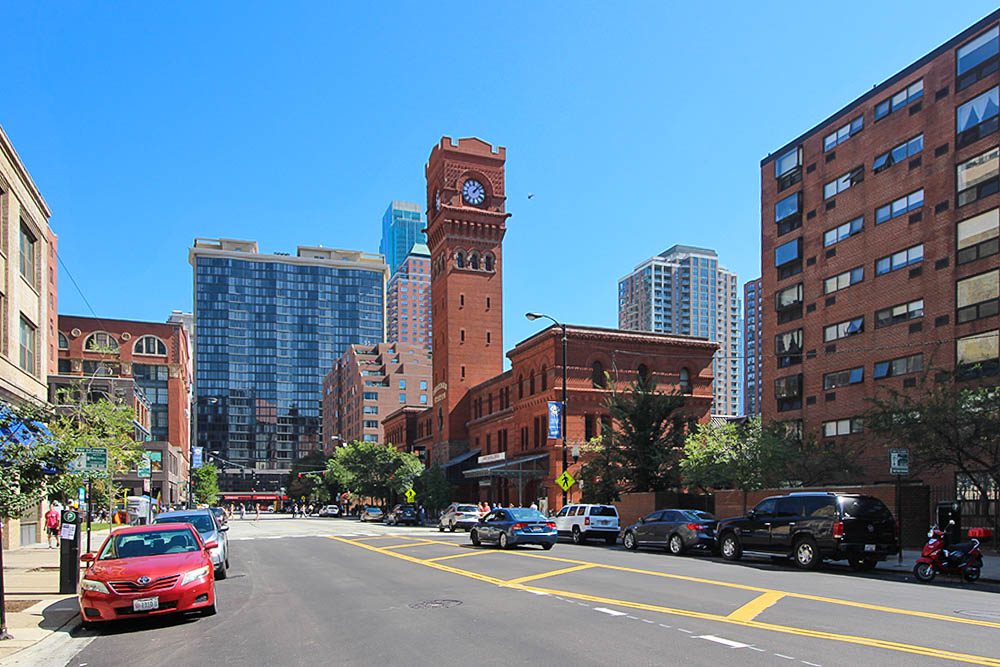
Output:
[913,562,936,582]
[604,535,616,546]
[623,531,638,551]
[793,537,820,570]
[225,556,230,569]
[720,532,742,561]
[215,561,228,580]
[541,542,554,550]
[470,530,481,547]
[963,567,981,583]
[81,620,98,632]
[498,533,510,550]
[571,526,587,545]
[438,524,445,532]
[668,534,685,556]
[848,556,877,572]
[203,602,218,617]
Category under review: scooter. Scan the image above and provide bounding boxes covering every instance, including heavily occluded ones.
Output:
[913,520,983,583]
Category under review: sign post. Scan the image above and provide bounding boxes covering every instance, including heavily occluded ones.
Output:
[890,448,910,565]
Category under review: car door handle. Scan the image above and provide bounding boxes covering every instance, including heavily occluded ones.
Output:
[788,522,796,527]
[764,523,771,527]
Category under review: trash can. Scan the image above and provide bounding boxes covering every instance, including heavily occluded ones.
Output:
[936,501,962,544]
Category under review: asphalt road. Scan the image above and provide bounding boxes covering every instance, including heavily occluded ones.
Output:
[65,517,1000,667]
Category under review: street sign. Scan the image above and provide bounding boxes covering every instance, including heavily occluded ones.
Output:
[890,448,910,475]
[191,447,204,469]
[137,454,152,479]
[77,487,86,507]
[477,452,506,465]
[555,471,576,492]
[404,488,417,503]
[547,402,562,439]
[71,447,107,473]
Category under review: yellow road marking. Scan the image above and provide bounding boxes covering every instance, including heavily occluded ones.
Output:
[728,591,785,622]
[381,541,437,550]
[328,536,504,585]
[504,564,596,585]
[350,535,410,541]
[425,550,497,563]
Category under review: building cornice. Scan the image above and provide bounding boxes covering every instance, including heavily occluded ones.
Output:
[0,125,51,219]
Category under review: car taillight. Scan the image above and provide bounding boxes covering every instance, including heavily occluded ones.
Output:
[512,523,527,530]
[833,521,844,538]
[545,522,556,529]
[687,523,705,531]
[584,517,590,526]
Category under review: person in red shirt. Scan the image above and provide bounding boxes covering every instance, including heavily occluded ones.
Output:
[45,504,61,549]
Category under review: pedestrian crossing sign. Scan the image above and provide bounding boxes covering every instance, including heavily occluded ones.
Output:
[555,471,576,492]
[405,488,417,503]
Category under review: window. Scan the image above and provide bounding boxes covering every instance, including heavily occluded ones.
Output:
[84,332,120,352]
[873,134,923,173]
[875,299,924,328]
[470,253,480,270]
[134,335,167,355]
[775,283,803,323]
[956,86,999,148]
[485,253,494,271]
[824,266,864,294]
[876,188,924,223]
[363,392,378,401]
[774,238,802,279]
[876,244,923,275]
[875,79,923,120]
[679,368,691,394]
[363,420,379,429]
[57,332,69,350]
[456,252,465,268]
[486,331,491,344]
[591,361,606,388]
[18,317,36,376]
[824,115,864,151]
[58,358,72,374]
[823,367,864,390]
[18,223,37,287]
[958,208,999,264]
[956,330,999,378]
[541,365,548,391]
[363,405,379,414]
[958,26,999,91]
[874,353,923,379]
[775,329,803,368]
[824,216,864,247]
[774,374,802,411]
[420,394,427,404]
[956,270,999,324]
[518,375,523,399]
[957,146,999,207]
[399,379,406,389]
[460,329,465,343]
[775,146,802,190]
[823,166,865,199]
[775,192,802,235]
[823,418,864,437]
[824,316,864,342]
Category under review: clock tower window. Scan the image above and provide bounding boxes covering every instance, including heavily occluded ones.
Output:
[470,253,480,270]
[456,252,465,268]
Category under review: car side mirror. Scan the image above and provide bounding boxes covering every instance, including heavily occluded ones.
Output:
[80,553,96,565]
[747,509,756,519]
[638,517,645,524]
[219,525,229,532]
[204,541,219,550]
[948,519,956,526]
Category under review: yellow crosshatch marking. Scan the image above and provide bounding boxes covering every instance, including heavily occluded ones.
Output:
[330,534,1000,666]
[381,541,438,550]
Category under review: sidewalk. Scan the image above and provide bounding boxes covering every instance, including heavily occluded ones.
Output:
[0,530,109,662]
[878,547,1000,581]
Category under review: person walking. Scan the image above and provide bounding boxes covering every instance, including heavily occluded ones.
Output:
[45,504,61,549]
[239,504,246,520]
[254,503,261,521]
[417,504,426,526]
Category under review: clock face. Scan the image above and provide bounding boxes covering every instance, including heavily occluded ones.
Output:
[462,179,486,206]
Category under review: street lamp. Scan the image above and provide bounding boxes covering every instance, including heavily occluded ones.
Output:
[189,396,218,508]
[525,312,569,507]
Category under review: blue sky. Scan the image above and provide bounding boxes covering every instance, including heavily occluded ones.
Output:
[4,1,997,347]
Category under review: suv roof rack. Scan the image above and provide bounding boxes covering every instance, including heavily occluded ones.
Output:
[785,491,838,496]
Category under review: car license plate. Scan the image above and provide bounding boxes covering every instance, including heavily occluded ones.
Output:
[865,544,876,552]
[133,597,159,612]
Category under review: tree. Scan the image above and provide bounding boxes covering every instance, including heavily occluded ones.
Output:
[191,465,220,506]
[578,435,623,504]
[325,441,423,505]
[0,401,75,521]
[413,465,452,512]
[287,450,334,501]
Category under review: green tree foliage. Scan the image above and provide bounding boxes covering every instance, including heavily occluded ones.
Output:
[325,441,423,504]
[0,401,76,520]
[578,436,623,504]
[191,464,220,506]
[287,450,336,501]
[413,464,452,511]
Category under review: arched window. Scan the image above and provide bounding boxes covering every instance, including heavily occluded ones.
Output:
[679,368,691,394]
[58,333,69,350]
[456,252,465,268]
[541,365,548,391]
[637,364,649,383]
[529,373,536,395]
[518,374,524,399]
[592,361,606,388]
[470,253,480,270]
[84,332,119,353]
[484,253,495,271]
[134,335,167,356]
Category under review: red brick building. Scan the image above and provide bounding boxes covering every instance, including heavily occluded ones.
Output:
[760,12,999,486]
[383,137,717,512]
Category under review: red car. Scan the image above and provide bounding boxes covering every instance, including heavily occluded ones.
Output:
[79,523,218,627]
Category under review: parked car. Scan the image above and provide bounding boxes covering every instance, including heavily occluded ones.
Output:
[360,506,384,522]
[553,504,619,545]
[438,503,481,532]
[386,504,419,526]
[621,509,718,554]
[318,505,341,518]
[78,522,217,628]
[470,508,556,550]
[154,509,230,579]
[715,492,898,571]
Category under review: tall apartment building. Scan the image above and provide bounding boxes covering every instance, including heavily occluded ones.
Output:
[743,278,763,416]
[618,245,741,416]
[386,243,432,349]
[190,239,387,491]
[380,201,426,274]
[760,11,999,483]
[322,342,431,448]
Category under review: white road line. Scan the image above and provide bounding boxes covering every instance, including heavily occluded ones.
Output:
[677,628,693,634]
[747,647,766,652]
[658,624,672,629]
[593,607,628,617]
[528,591,549,596]
[774,654,796,660]
[626,615,639,620]
[694,635,752,649]
[801,662,821,666]
[641,619,655,624]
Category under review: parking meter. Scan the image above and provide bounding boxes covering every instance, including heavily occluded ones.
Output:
[59,509,82,594]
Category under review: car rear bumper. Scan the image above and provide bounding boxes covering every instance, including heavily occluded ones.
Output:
[831,542,899,560]
[511,531,557,546]
[454,519,479,529]
[584,527,619,536]
[80,580,215,623]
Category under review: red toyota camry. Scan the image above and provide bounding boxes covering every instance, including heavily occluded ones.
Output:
[79,523,218,627]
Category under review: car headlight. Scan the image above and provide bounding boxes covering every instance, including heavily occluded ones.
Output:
[80,578,110,594]
[181,565,211,586]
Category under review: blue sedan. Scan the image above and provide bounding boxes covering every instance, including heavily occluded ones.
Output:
[470,508,557,550]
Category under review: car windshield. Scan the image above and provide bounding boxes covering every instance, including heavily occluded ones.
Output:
[840,497,892,520]
[457,505,478,513]
[100,529,199,560]
[589,506,618,517]
[508,508,546,521]
[157,514,215,534]
[684,510,716,521]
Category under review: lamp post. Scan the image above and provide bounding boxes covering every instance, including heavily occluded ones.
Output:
[189,396,218,508]
[525,312,568,507]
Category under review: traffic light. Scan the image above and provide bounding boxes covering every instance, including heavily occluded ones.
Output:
[297,473,303,479]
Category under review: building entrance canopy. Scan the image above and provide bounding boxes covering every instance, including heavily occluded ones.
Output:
[463,453,549,480]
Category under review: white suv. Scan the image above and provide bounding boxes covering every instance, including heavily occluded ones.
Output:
[554,504,619,545]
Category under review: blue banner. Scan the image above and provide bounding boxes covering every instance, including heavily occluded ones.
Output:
[192,447,204,469]
[547,401,562,439]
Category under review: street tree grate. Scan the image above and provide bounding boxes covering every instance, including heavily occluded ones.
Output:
[409,599,462,610]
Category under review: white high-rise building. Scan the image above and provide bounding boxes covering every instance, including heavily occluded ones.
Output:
[618,245,741,416]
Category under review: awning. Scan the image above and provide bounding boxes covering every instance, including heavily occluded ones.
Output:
[442,449,481,468]
[463,453,550,480]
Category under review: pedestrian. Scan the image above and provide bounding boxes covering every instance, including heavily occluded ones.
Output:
[239,504,246,520]
[254,504,261,521]
[418,504,426,526]
[44,503,61,549]
[530,502,538,511]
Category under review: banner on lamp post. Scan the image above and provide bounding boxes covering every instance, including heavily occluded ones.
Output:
[192,447,204,469]
[547,402,562,439]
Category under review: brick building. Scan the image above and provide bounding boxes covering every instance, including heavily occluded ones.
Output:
[386,243,432,350]
[383,137,718,512]
[322,342,431,449]
[54,316,192,503]
[760,11,999,485]
[743,277,763,416]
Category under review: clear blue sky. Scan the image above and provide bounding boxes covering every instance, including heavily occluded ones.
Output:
[4,2,997,347]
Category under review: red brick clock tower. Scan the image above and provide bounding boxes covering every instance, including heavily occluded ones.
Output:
[425,137,510,463]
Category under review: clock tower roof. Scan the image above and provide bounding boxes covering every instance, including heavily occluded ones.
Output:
[426,137,506,167]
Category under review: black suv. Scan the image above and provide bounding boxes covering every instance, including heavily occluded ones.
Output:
[385,503,419,526]
[715,492,898,570]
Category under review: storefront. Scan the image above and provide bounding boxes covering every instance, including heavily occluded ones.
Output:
[463,453,549,512]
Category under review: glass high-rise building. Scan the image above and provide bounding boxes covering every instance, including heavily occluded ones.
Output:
[379,201,426,274]
[618,245,741,416]
[189,238,387,492]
